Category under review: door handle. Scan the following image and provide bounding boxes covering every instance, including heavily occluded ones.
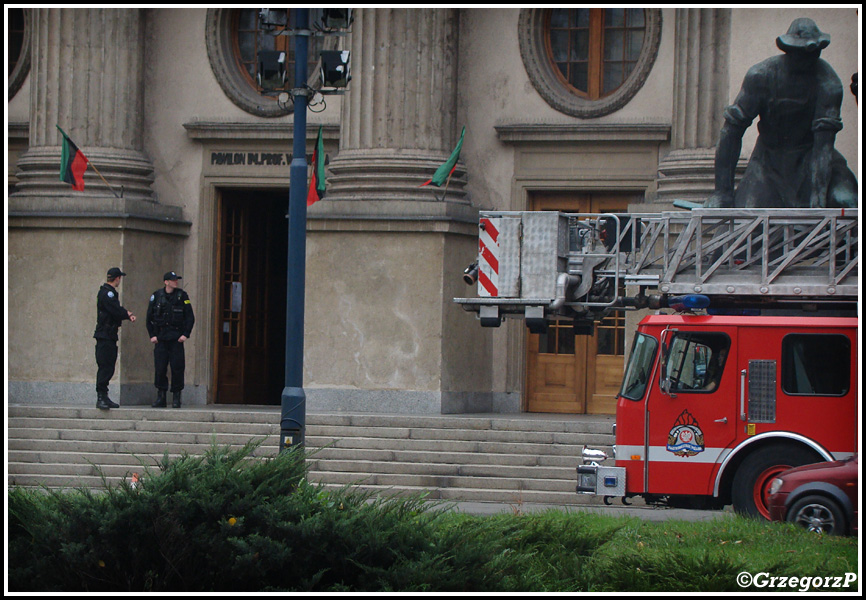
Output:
[714,417,727,424]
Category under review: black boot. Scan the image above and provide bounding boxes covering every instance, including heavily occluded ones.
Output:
[172,391,182,408]
[106,395,120,409]
[96,393,111,410]
[152,389,167,408]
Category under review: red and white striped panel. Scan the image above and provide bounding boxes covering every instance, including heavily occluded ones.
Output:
[478,217,499,297]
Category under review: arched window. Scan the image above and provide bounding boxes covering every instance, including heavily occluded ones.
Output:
[547,8,647,100]
[520,8,662,118]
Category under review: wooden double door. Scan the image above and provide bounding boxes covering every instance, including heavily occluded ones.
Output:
[525,192,637,414]
[214,189,288,404]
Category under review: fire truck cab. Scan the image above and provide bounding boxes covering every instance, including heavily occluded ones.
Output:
[580,312,857,518]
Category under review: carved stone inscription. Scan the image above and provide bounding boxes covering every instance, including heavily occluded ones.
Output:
[210,151,291,167]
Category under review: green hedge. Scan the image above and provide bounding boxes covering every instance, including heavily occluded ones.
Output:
[8,442,859,592]
[9,442,510,592]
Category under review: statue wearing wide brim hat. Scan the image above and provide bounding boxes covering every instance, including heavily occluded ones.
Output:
[776,17,831,53]
[707,17,857,210]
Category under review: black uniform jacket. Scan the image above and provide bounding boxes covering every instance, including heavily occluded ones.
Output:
[94,283,131,341]
[146,288,195,341]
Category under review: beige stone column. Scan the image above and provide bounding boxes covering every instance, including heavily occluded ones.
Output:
[657,8,732,204]
[319,8,470,212]
[303,8,489,414]
[8,8,187,407]
[13,8,156,203]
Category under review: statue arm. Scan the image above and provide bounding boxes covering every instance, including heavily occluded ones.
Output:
[708,121,745,207]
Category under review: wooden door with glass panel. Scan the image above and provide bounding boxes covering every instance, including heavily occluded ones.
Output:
[215,190,287,404]
[525,192,636,414]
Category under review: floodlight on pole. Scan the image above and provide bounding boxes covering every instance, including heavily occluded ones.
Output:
[320,50,351,89]
[257,50,287,92]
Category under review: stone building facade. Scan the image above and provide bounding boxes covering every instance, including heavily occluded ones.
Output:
[7,8,859,414]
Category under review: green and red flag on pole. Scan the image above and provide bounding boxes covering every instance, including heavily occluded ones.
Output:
[420,126,465,188]
[57,125,89,191]
[307,125,326,206]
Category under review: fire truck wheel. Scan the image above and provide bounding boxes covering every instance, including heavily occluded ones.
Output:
[731,445,818,520]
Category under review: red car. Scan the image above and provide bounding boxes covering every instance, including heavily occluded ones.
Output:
[767,455,858,535]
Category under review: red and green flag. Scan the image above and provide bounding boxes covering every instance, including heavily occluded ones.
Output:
[421,126,465,187]
[57,125,89,191]
[307,125,326,206]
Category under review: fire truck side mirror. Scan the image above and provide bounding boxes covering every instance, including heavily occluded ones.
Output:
[660,376,676,398]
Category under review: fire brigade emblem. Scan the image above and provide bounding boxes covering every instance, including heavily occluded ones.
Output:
[667,410,705,457]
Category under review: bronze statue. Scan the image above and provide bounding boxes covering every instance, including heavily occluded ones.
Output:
[707,18,857,209]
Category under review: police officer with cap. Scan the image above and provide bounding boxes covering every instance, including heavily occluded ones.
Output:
[147,271,195,408]
[94,267,136,409]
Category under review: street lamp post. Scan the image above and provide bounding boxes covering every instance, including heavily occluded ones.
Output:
[280,7,310,452]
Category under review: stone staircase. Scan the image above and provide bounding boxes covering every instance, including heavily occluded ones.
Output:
[7,405,615,508]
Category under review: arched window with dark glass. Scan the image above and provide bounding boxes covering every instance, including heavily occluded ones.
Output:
[546,8,646,100]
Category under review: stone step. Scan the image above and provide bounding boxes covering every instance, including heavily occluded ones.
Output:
[308,446,586,468]
[7,406,614,433]
[7,416,279,435]
[309,468,577,493]
[314,483,607,508]
[7,438,588,466]
[8,444,602,469]
[7,405,614,507]
[307,458,576,483]
[310,434,612,455]
[7,424,610,449]
[7,405,282,423]
[310,412,614,435]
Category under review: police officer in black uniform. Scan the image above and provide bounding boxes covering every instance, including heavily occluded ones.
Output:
[147,271,195,408]
[94,267,136,409]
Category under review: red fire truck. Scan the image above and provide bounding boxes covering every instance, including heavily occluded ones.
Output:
[580,312,856,517]
[456,207,858,517]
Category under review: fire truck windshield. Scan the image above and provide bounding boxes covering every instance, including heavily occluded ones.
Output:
[619,333,658,401]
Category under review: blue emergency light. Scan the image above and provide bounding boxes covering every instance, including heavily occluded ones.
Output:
[668,294,711,312]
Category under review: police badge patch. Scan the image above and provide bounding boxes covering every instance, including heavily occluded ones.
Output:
[667,409,705,457]
[108,291,115,298]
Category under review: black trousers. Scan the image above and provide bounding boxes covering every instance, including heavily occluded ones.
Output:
[95,339,118,394]
[154,339,185,392]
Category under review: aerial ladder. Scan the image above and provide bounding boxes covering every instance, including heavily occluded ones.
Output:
[455,207,858,326]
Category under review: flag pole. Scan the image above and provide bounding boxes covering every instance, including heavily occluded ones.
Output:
[86,162,123,199]
[441,166,456,199]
